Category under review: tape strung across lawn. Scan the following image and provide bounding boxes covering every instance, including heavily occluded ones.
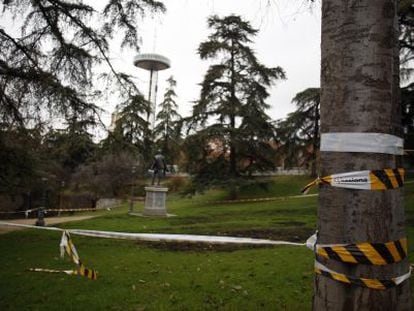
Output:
[207,194,318,204]
[0,221,305,246]
[301,168,404,194]
[0,207,39,215]
[46,208,99,213]
[320,133,404,155]
[0,205,115,216]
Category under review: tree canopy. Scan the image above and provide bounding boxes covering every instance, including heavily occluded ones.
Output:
[275,88,320,176]
[154,76,182,164]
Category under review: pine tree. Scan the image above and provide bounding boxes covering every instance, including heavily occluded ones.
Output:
[102,94,151,163]
[275,88,320,176]
[399,0,414,78]
[186,14,285,195]
[399,0,414,164]
[154,76,182,163]
[44,116,96,174]
[0,126,43,194]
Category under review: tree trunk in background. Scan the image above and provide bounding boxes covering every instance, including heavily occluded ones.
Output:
[314,0,412,310]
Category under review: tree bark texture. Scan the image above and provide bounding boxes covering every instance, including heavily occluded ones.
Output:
[314,1,412,310]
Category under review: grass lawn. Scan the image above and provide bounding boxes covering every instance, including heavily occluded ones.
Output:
[0,176,413,310]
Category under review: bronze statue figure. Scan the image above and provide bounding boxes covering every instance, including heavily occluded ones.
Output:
[151,150,167,186]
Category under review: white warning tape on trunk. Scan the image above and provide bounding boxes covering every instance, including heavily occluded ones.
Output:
[320,133,404,155]
[301,168,404,194]
[0,221,305,246]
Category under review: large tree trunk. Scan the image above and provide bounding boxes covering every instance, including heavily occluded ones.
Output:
[314,0,412,310]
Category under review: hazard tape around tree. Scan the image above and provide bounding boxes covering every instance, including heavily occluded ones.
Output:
[314,260,412,290]
[301,168,404,194]
[306,234,408,265]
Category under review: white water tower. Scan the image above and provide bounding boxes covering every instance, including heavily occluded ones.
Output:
[133,53,170,130]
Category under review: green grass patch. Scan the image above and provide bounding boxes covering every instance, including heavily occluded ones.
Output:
[0,175,412,310]
[237,175,314,199]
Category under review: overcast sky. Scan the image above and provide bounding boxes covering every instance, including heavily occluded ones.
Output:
[102,0,321,134]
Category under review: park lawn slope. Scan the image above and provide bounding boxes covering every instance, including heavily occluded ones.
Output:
[0,177,412,310]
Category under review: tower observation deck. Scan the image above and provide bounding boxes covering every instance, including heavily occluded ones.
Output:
[133,53,170,130]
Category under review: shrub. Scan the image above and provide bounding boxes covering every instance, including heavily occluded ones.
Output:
[164,176,188,192]
[60,192,97,210]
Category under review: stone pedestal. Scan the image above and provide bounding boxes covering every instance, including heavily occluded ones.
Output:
[142,186,169,217]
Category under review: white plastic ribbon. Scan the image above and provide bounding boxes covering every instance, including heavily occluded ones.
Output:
[0,221,305,247]
[59,231,80,264]
[320,133,403,155]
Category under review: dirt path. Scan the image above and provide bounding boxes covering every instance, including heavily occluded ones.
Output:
[0,215,96,234]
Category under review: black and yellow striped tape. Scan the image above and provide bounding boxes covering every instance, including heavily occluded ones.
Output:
[315,261,412,290]
[77,262,98,280]
[62,231,98,280]
[64,237,78,262]
[29,267,97,280]
[370,169,405,190]
[46,208,98,212]
[301,178,330,194]
[316,238,408,265]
